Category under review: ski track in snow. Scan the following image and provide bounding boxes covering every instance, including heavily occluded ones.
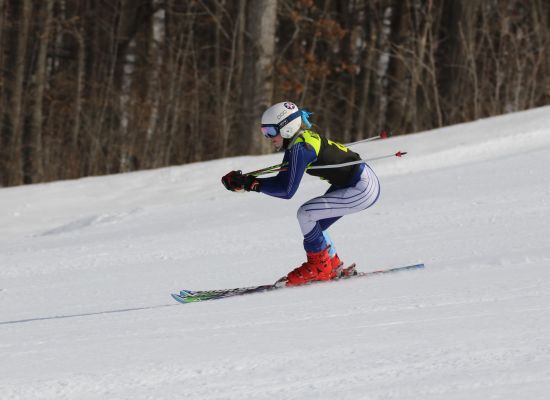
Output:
[1,107,550,399]
[39,209,142,237]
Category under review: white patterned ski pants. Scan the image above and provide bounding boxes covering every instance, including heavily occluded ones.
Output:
[297,164,380,253]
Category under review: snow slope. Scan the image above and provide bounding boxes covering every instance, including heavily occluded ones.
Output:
[1,106,550,399]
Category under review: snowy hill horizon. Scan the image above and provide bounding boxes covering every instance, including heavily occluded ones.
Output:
[1,106,550,399]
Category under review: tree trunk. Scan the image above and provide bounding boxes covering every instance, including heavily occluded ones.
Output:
[28,0,54,183]
[385,0,410,133]
[7,0,31,185]
[73,29,85,159]
[0,0,6,184]
[437,0,481,123]
[240,0,278,154]
[221,0,246,157]
[356,27,377,139]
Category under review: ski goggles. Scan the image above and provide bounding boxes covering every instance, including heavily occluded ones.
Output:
[260,125,280,138]
[261,110,302,138]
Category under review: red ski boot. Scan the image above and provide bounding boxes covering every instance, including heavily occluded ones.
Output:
[330,253,343,270]
[286,248,336,286]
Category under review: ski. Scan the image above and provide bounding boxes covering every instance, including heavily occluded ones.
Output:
[171,263,424,304]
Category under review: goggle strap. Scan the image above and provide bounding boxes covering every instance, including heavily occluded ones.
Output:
[278,110,301,129]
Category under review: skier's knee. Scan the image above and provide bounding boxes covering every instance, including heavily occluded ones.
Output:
[297,205,311,225]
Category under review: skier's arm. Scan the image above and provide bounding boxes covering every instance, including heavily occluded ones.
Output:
[257,143,317,199]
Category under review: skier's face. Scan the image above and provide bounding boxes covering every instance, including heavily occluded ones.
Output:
[269,134,284,151]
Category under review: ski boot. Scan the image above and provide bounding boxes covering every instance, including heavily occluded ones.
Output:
[330,253,343,269]
[286,248,337,286]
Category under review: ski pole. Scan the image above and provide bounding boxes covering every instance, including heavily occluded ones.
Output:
[246,163,287,177]
[245,131,393,177]
[308,151,407,170]
[345,131,389,147]
[249,151,407,176]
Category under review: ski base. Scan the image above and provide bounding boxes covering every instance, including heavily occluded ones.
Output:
[171,263,424,304]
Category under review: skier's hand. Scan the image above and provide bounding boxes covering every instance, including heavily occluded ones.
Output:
[221,170,260,192]
[222,170,243,192]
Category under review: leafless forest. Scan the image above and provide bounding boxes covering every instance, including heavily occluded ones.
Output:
[0,0,548,187]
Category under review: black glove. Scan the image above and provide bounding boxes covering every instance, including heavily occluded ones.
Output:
[221,170,260,192]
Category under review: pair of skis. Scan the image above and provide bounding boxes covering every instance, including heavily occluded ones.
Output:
[171,263,425,304]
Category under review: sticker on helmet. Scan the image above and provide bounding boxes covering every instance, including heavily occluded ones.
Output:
[283,102,296,110]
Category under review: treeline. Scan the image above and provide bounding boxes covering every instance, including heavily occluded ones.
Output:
[0,0,548,187]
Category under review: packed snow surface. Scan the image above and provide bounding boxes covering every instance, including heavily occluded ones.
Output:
[1,107,550,399]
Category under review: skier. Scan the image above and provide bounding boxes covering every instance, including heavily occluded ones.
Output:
[221,101,380,286]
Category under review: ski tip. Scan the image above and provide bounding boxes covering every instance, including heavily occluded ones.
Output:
[171,293,191,304]
[395,263,425,271]
[400,263,425,272]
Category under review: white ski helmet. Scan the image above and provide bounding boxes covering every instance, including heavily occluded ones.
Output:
[261,102,303,139]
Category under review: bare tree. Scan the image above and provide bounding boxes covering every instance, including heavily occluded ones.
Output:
[240,0,278,154]
[28,0,54,183]
[6,0,31,185]
[384,0,411,133]
[0,0,6,185]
